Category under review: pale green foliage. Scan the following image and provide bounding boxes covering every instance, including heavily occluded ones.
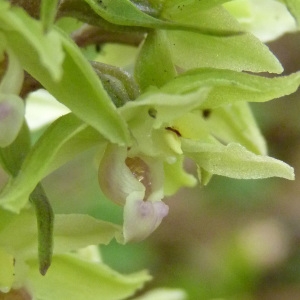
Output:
[0,0,299,299]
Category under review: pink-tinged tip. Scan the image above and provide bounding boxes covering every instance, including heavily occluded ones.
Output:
[123,199,169,243]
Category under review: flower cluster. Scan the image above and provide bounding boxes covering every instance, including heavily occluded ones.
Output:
[0,0,299,299]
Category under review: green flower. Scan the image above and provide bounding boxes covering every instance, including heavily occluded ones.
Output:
[97,68,298,242]
[98,144,169,243]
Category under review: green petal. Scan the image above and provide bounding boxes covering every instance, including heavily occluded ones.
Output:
[98,145,145,206]
[204,102,267,155]
[164,158,197,196]
[119,88,210,157]
[0,114,103,213]
[182,139,294,180]
[27,254,151,300]
[162,69,300,108]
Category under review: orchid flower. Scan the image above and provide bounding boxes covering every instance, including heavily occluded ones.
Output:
[97,68,299,242]
[0,1,299,298]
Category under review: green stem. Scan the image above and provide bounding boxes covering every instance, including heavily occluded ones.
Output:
[71,24,145,48]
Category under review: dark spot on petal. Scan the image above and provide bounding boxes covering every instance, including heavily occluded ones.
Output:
[202,109,212,119]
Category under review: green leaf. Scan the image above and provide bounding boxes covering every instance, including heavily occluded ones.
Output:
[135,30,176,91]
[162,5,283,73]
[162,69,300,108]
[40,0,60,32]
[28,254,151,300]
[182,139,295,180]
[0,114,103,213]
[0,3,130,145]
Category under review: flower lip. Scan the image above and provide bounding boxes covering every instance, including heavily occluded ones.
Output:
[123,199,169,243]
[125,156,152,200]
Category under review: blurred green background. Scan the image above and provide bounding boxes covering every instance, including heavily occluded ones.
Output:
[41,32,300,300]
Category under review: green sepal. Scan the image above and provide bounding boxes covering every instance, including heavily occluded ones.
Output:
[162,69,300,108]
[162,4,283,73]
[182,139,295,180]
